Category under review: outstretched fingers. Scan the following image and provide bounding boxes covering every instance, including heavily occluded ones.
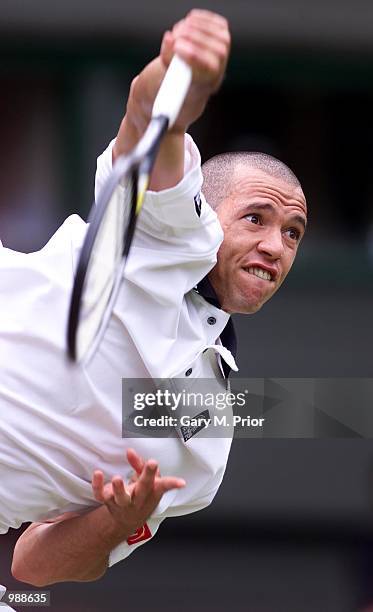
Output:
[92,470,131,507]
[155,476,186,496]
[126,447,145,476]
[132,458,186,504]
[92,470,106,503]
[127,448,161,478]
[132,460,159,506]
[92,452,187,529]
[111,475,132,506]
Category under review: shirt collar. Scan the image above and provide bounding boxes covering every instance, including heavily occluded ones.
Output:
[195,276,238,377]
[196,275,221,309]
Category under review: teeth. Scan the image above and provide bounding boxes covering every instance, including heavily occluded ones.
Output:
[247,267,272,281]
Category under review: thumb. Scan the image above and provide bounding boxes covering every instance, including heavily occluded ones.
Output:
[160,30,174,67]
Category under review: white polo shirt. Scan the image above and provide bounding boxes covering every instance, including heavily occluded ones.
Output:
[0,135,237,566]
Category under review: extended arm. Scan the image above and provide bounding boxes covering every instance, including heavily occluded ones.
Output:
[112,9,230,191]
[11,449,182,586]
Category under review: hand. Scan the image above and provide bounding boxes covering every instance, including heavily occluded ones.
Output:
[91,448,185,536]
[123,9,230,140]
[161,9,230,131]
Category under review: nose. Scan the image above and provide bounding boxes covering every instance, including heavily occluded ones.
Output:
[257,228,284,260]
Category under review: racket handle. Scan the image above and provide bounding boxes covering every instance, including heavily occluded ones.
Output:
[152,55,192,129]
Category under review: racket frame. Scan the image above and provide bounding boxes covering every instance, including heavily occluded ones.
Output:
[67,116,168,362]
[67,55,192,362]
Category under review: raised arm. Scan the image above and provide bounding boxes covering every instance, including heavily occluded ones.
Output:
[113,9,230,191]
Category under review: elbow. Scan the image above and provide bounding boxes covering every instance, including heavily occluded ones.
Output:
[11,560,47,587]
[11,558,107,585]
[11,551,54,587]
[12,555,108,586]
[11,540,46,586]
[11,531,43,586]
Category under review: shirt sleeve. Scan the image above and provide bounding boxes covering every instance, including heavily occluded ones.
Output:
[94,135,224,379]
[95,133,223,233]
[108,516,164,567]
[95,133,199,208]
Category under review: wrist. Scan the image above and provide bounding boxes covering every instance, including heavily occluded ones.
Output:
[113,115,142,163]
[99,504,139,544]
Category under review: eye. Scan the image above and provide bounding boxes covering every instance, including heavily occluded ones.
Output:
[285,227,301,241]
[245,213,261,225]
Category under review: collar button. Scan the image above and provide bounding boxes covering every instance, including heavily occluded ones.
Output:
[207,316,216,325]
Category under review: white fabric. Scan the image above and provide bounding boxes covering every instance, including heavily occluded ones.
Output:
[0,134,237,566]
[0,585,16,611]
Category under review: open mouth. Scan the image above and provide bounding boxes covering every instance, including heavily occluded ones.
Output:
[244,266,273,282]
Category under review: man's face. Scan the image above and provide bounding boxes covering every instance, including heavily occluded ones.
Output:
[208,166,307,314]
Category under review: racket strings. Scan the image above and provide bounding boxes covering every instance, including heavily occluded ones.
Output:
[69,117,169,362]
[77,171,137,354]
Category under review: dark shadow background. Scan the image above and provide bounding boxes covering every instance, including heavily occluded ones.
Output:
[1,1,373,611]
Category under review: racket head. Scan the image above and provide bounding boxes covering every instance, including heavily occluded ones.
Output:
[67,155,138,363]
[67,116,169,364]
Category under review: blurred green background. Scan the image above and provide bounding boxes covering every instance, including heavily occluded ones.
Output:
[1,2,373,611]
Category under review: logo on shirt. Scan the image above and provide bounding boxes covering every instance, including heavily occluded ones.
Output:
[127,523,152,545]
[194,192,202,217]
[180,409,210,442]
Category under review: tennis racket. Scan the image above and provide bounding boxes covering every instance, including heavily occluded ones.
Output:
[67,55,192,363]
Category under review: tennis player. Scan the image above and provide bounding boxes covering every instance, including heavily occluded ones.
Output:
[3,9,307,587]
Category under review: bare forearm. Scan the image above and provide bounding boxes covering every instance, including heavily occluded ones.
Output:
[148,132,184,190]
[112,103,185,191]
[12,505,132,586]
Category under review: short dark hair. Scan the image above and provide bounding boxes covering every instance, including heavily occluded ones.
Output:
[202,151,302,210]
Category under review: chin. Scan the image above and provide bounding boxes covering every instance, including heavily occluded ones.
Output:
[224,298,264,315]
[219,278,277,314]
[228,286,277,314]
[241,301,264,315]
